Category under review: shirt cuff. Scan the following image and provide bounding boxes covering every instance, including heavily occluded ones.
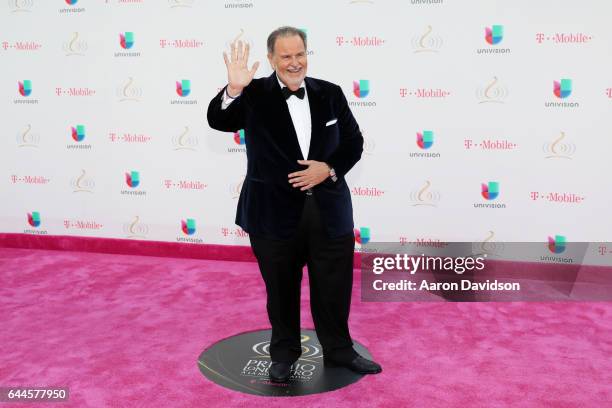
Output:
[221,86,241,110]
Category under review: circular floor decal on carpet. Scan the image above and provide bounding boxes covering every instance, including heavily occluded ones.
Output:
[197,328,374,396]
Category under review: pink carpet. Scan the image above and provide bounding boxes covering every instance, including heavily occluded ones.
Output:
[1,247,611,407]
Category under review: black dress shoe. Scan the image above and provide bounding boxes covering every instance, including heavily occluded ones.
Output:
[269,361,292,382]
[324,355,382,374]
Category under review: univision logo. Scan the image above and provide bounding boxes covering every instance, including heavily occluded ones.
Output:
[19,80,32,96]
[353,80,369,98]
[125,171,140,188]
[120,32,134,49]
[481,182,499,200]
[65,0,78,4]
[176,80,191,97]
[354,227,370,244]
[485,25,503,45]
[548,235,566,254]
[234,129,245,145]
[71,125,85,142]
[545,78,578,108]
[554,79,572,99]
[27,211,41,227]
[181,218,196,235]
[416,130,433,149]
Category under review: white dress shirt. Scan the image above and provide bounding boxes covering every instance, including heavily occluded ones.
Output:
[221,75,312,159]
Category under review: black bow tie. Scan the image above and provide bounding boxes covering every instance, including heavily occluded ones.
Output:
[282,87,305,100]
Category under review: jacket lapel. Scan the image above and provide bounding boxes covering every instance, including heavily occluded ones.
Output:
[305,77,327,160]
[264,72,304,161]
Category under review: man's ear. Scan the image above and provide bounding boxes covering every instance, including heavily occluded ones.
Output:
[267,53,275,71]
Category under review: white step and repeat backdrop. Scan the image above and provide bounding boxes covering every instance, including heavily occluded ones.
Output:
[2,0,612,251]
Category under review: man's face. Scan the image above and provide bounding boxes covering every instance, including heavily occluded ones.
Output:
[268,34,307,91]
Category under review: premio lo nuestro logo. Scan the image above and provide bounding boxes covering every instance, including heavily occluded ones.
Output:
[172,126,199,151]
[176,79,191,97]
[416,130,434,149]
[476,230,505,257]
[476,77,508,103]
[554,79,572,99]
[181,218,196,235]
[412,25,443,53]
[71,169,95,192]
[19,80,32,97]
[410,180,440,206]
[548,235,566,254]
[17,124,40,148]
[197,328,371,396]
[9,0,35,12]
[354,227,370,244]
[169,0,195,7]
[125,171,140,188]
[123,216,149,238]
[71,125,85,142]
[543,131,575,159]
[27,211,41,227]
[481,181,499,200]
[485,25,504,45]
[117,77,143,102]
[63,32,88,56]
[120,32,134,49]
[353,80,369,98]
[233,129,245,145]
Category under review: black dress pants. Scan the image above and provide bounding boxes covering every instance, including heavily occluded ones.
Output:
[249,194,358,364]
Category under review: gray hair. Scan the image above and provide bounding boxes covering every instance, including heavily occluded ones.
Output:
[266,26,307,54]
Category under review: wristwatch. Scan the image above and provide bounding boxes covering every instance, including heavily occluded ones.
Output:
[329,166,338,182]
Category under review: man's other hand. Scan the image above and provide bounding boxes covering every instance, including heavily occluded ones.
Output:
[288,160,331,190]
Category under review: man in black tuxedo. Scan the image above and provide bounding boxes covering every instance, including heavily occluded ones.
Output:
[207,26,381,382]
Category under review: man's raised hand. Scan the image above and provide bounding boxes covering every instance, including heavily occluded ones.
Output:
[223,40,260,97]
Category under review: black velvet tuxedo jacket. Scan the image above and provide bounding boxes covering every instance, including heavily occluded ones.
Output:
[207,72,363,240]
